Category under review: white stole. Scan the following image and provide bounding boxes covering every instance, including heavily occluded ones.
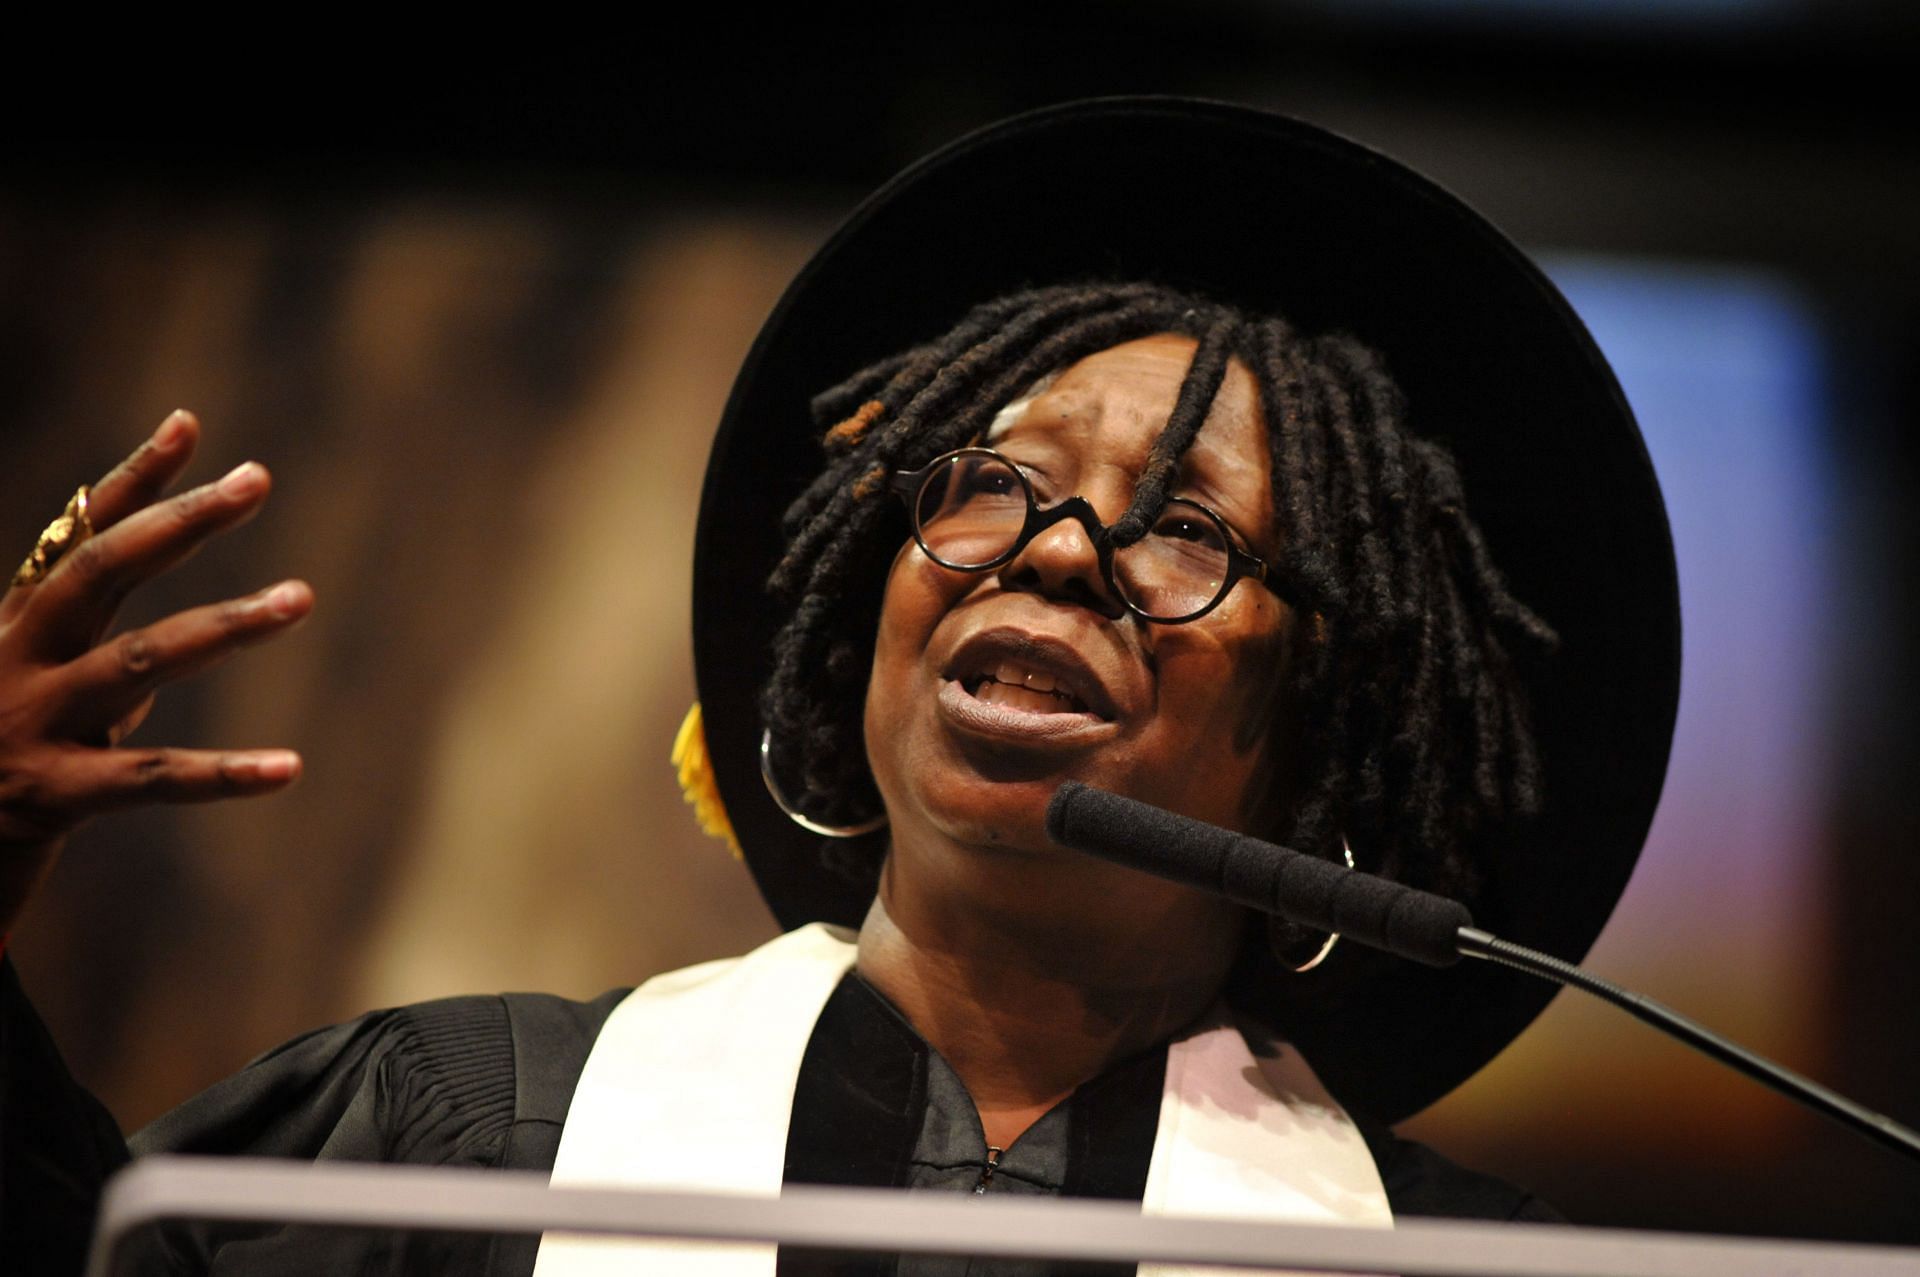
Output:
[534,923,1391,1276]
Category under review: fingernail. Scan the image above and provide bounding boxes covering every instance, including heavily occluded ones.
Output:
[220,461,266,497]
[155,411,189,447]
[255,751,300,782]
[265,581,306,618]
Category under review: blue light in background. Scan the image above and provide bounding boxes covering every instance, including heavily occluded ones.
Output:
[1412,250,1841,1154]
[1543,250,1835,982]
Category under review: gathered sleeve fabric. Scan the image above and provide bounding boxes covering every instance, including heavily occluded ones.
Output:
[1,955,622,1275]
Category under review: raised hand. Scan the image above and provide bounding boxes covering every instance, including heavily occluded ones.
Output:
[0,411,313,934]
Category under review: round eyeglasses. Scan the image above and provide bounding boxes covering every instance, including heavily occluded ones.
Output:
[891,447,1289,624]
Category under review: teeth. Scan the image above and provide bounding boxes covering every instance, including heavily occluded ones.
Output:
[967,658,1088,714]
[994,660,1060,694]
[977,682,1079,714]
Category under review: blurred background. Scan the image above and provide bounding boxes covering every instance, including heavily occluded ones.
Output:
[3,1,1916,1245]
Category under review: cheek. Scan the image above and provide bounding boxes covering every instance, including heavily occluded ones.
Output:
[867,544,950,682]
[863,545,966,777]
[1230,612,1295,753]
[1229,615,1300,833]
[864,549,921,735]
[1166,597,1293,748]
[1150,599,1295,824]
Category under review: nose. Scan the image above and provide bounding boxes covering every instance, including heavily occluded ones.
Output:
[996,496,1127,619]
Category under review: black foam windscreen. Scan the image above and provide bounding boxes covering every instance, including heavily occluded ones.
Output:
[1046,782,1472,968]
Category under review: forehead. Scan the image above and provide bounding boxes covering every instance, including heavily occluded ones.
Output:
[986,333,1272,519]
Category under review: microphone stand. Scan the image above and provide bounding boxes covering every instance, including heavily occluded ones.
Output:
[1454,927,1920,1164]
[1046,781,1920,1167]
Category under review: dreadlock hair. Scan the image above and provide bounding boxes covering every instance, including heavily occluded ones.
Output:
[761,281,1556,918]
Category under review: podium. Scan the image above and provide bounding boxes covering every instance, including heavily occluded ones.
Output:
[86,1156,1920,1275]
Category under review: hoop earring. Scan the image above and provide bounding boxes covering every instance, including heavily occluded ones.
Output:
[1278,837,1357,974]
[759,729,889,838]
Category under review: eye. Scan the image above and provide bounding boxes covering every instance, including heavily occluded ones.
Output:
[955,464,1021,498]
[918,453,1029,526]
[996,456,1054,501]
[1149,506,1227,549]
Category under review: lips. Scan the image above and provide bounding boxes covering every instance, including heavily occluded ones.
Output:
[940,628,1123,729]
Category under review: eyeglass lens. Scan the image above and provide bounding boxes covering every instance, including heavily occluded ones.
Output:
[912,452,1233,621]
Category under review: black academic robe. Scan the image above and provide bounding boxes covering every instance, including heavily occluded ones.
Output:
[0,958,1558,1275]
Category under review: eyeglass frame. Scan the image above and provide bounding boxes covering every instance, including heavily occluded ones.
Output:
[889,446,1291,624]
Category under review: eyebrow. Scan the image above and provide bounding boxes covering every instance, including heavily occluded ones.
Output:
[983,372,1064,443]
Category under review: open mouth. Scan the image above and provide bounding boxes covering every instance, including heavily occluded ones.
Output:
[961,660,1095,716]
[938,629,1123,739]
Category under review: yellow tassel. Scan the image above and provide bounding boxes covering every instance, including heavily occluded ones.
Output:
[672,702,742,859]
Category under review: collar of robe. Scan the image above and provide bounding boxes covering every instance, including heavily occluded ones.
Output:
[534,923,1392,1277]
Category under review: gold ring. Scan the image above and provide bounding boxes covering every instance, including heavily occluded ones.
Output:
[11,485,94,588]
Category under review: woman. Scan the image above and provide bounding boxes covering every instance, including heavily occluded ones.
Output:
[0,99,1679,1273]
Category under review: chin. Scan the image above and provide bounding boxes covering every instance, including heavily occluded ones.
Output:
[897,765,1064,856]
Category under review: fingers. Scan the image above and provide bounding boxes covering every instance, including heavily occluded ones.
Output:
[0,411,202,631]
[88,410,202,531]
[0,414,305,878]
[19,460,276,659]
[8,746,302,833]
[50,580,314,735]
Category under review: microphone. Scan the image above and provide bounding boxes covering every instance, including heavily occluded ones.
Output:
[1044,781,1471,968]
[1045,781,1920,1165]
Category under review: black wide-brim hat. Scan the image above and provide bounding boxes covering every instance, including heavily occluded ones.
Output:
[693,96,1680,1122]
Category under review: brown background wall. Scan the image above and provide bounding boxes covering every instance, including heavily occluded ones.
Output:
[0,203,802,1121]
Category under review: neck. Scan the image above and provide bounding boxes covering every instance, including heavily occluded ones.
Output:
[855,851,1242,1149]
